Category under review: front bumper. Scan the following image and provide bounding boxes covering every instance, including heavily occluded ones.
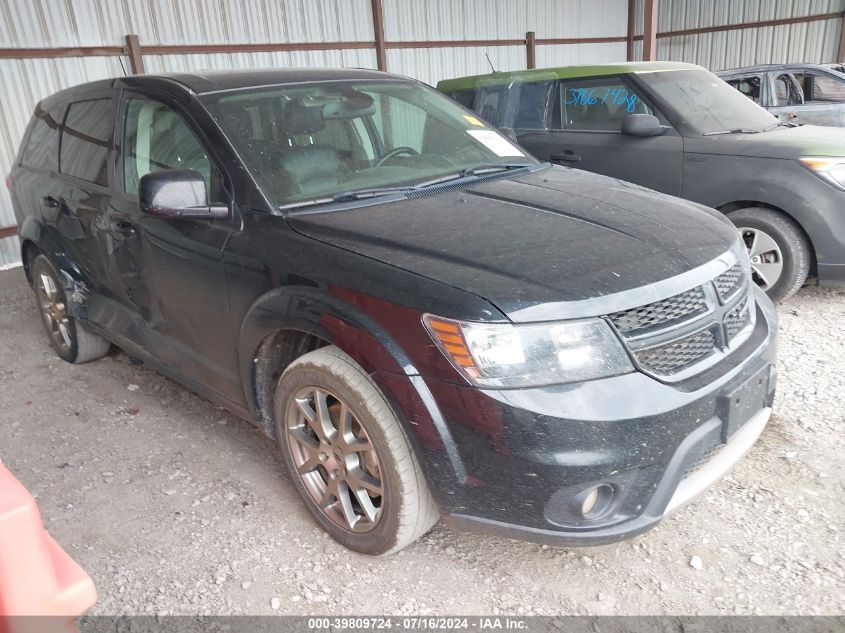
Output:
[419,290,778,546]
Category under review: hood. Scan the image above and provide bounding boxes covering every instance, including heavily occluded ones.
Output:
[686,124,845,159]
[288,167,739,322]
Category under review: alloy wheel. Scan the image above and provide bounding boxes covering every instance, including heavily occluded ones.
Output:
[738,226,784,291]
[285,386,384,533]
[36,271,72,353]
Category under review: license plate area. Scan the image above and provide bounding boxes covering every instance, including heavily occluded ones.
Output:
[719,364,770,443]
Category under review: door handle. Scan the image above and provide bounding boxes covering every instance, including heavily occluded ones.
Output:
[550,152,581,164]
[109,218,136,236]
[41,195,60,208]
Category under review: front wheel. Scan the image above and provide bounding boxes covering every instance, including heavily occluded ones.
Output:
[274,346,439,555]
[727,207,811,302]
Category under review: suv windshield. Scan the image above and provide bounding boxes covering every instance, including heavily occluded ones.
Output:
[202,80,537,207]
[638,69,777,135]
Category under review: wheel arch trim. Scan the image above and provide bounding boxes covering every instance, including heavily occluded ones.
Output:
[237,286,468,485]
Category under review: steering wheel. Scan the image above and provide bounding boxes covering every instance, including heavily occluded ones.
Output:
[375,146,419,167]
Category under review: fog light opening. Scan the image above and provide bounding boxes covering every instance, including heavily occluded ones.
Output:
[577,483,615,519]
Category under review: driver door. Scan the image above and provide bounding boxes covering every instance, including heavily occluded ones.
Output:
[518,75,684,195]
[105,90,242,402]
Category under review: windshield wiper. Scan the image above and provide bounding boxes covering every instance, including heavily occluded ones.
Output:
[279,163,537,212]
[703,127,761,136]
[762,120,801,132]
[279,187,412,211]
[413,163,536,188]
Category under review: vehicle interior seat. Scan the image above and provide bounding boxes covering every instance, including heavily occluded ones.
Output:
[277,101,342,197]
[568,102,611,130]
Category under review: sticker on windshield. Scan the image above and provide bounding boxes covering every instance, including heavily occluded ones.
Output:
[463,114,485,127]
[466,130,525,157]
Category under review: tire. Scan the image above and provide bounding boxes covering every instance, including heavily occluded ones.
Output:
[727,207,811,303]
[274,346,439,555]
[30,254,111,364]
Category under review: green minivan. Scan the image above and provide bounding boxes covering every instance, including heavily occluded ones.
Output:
[438,62,845,302]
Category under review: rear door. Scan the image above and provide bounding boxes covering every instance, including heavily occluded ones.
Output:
[11,103,65,251]
[517,75,684,195]
[55,93,115,290]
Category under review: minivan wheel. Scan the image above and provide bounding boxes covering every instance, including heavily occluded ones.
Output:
[30,254,111,364]
[727,207,811,302]
[274,346,439,555]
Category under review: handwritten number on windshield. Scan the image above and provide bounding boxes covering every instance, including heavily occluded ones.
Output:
[564,87,638,113]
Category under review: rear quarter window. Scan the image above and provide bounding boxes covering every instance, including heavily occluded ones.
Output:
[60,99,113,186]
[21,106,62,171]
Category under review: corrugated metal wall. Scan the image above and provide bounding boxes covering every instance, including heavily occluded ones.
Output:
[384,0,628,85]
[636,0,845,70]
[2,0,844,266]
[0,0,376,267]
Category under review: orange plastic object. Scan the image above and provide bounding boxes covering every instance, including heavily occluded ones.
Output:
[0,463,96,633]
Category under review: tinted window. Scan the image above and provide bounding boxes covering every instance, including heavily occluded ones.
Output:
[451,90,475,109]
[123,98,213,196]
[558,77,652,131]
[513,81,553,129]
[474,86,508,126]
[22,105,62,171]
[60,99,112,186]
[726,76,761,103]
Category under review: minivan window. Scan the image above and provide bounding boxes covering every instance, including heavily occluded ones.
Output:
[60,99,112,186]
[202,81,536,206]
[513,81,553,129]
[639,69,776,135]
[558,77,652,131]
[451,90,475,109]
[22,106,62,171]
[123,98,213,196]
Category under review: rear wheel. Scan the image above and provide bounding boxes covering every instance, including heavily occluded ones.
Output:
[30,254,111,363]
[727,207,811,302]
[274,346,438,555]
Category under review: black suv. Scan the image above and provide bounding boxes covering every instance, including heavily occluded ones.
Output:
[9,69,777,554]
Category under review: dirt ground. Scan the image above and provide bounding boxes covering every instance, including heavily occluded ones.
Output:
[0,267,842,616]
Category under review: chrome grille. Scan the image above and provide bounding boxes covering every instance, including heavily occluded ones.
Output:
[725,297,750,339]
[607,256,754,380]
[636,327,716,374]
[608,287,707,335]
[715,263,743,300]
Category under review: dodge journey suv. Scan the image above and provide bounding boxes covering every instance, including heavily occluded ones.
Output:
[9,68,777,554]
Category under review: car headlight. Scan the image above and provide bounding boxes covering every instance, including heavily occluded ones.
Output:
[799,156,845,189]
[423,315,634,388]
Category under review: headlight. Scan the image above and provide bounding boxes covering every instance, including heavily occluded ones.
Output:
[799,157,845,189]
[423,315,634,388]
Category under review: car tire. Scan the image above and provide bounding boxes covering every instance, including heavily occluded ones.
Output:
[30,254,111,364]
[727,207,811,302]
[274,346,439,555]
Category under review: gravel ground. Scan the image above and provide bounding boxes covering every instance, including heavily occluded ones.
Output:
[0,267,842,616]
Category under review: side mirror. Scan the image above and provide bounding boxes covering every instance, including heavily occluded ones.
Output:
[621,114,670,138]
[138,170,228,219]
